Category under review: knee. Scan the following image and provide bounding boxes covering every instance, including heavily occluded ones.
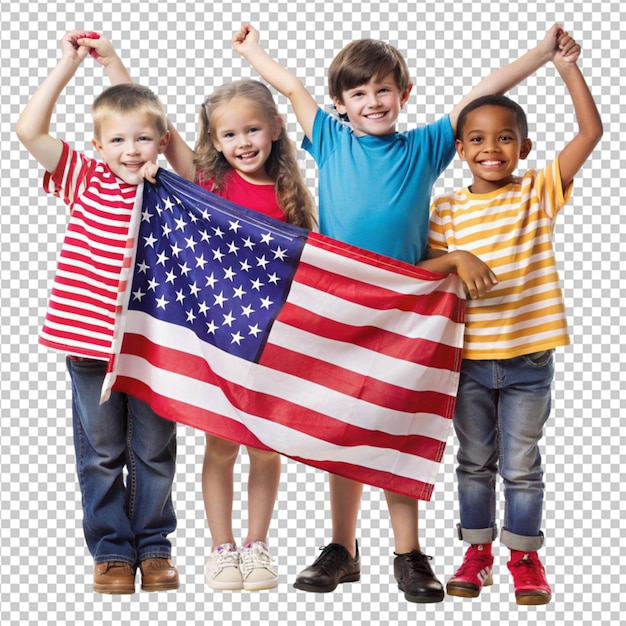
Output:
[246,446,280,467]
[205,435,240,464]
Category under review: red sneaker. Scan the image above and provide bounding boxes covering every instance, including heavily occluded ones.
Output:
[446,545,494,598]
[507,552,552,605]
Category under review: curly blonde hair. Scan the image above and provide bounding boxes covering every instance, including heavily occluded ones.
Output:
[193,80,316,230]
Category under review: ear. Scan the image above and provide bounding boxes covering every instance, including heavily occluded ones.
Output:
[158,130,171,154]
[332,96,347,117]
[455,138,467,161]
[400,82,413,108]
[520,137,532,160]
[272,114,284,142]
[92,137,104,155]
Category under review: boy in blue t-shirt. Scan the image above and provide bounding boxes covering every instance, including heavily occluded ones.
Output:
[233,21,579,603]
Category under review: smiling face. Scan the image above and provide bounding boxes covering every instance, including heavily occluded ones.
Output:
[456,104,532,194]
[92,112,169,185]
[333,72,412,137]
[210,98,281,184]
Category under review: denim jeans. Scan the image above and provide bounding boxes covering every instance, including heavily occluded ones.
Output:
[453,351,553,552]
[67,357,177,566]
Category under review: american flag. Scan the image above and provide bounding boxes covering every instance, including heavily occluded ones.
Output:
[103,170,465,500]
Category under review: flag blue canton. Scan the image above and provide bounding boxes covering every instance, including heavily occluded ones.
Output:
[128,171,307,362]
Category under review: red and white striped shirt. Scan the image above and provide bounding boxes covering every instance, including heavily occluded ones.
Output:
[41,141,139,360]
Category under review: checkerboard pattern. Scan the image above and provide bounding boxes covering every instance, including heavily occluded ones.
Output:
[1,3,624,626]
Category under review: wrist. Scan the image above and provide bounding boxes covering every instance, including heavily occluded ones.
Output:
[531,43,554,68]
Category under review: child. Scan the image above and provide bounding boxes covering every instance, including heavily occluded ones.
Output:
[232,22,580,603]
[420,37,602,604]
[16,31,179,594]
[169,79,316,592]
[88,35,317,591]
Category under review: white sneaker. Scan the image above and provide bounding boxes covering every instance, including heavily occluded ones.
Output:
[205,543,243,590]
[239,541,279,591]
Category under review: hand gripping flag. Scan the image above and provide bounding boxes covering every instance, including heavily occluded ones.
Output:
[103,170,465,500]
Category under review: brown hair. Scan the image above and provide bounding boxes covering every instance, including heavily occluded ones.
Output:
[194,80,316,230]
[328,39,410,101]
[91,83,168,140]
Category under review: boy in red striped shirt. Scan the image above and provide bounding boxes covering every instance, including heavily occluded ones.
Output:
[17,31,178,594]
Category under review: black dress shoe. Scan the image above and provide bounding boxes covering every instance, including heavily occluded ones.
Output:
[394,550,444,603]
[293,542,360,592]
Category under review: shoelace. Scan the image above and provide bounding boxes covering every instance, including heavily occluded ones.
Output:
[213,544,239,571]
[398,551,433,580]
[314,544,350,566]
[510,556,543,585]
[240,542,274,573]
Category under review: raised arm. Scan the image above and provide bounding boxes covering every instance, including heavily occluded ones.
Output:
[232,23,319,140]
[77,32,132,85]
[162,121,196,181]
[83,33,196,180]
[15,31,90,173]
[449,24,577,133]
[551,47,603,189]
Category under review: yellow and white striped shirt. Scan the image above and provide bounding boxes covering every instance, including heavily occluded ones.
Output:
[428,159,573,360]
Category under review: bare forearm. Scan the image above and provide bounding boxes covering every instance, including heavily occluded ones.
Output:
[450,45,551,131]
[558,62,602,144]
[164,121,196,181]
[418,250,458,274]
[17,56,78,142]
[16,56,79,171]
[234,27,318,138]
[475,45,550,98]
[553,61,603,186]
[239,42,302,98]
[103,53,132,85]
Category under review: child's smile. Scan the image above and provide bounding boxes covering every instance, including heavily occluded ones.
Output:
[334,72,412,137]
[456,105,532,194]
[210,99,280,184]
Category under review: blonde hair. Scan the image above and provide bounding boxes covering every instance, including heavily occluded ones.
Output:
[91,83,168,140]
[328,39,410,101]
[194,80,316,230]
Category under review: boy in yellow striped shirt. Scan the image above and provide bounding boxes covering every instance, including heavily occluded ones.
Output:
[420,29,602,604]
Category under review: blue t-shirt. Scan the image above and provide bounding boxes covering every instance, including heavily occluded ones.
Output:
[303,108,455,264]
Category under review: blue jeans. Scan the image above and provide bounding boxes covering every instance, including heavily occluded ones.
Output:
[67,357,177,566]
[453,351,553,552]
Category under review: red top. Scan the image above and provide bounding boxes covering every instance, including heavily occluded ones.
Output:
[196,170,285,222]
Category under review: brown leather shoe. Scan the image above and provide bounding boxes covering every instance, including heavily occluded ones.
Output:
[93,561,136,594]
[140,558,180,591]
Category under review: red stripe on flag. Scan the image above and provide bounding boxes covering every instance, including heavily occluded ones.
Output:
[120,332,447,462]
[259,341,454,419]
[111,374,434,499]
[307,232,447,282]
[275,301,462,370]
[296,259,465,324]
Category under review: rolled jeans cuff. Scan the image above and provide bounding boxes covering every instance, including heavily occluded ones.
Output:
[500,529,545,552]
[456,523,498,545]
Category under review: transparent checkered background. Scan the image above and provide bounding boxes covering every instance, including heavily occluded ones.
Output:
[1,2,623,625]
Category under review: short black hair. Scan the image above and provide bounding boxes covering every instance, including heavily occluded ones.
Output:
[456,94,528,140]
